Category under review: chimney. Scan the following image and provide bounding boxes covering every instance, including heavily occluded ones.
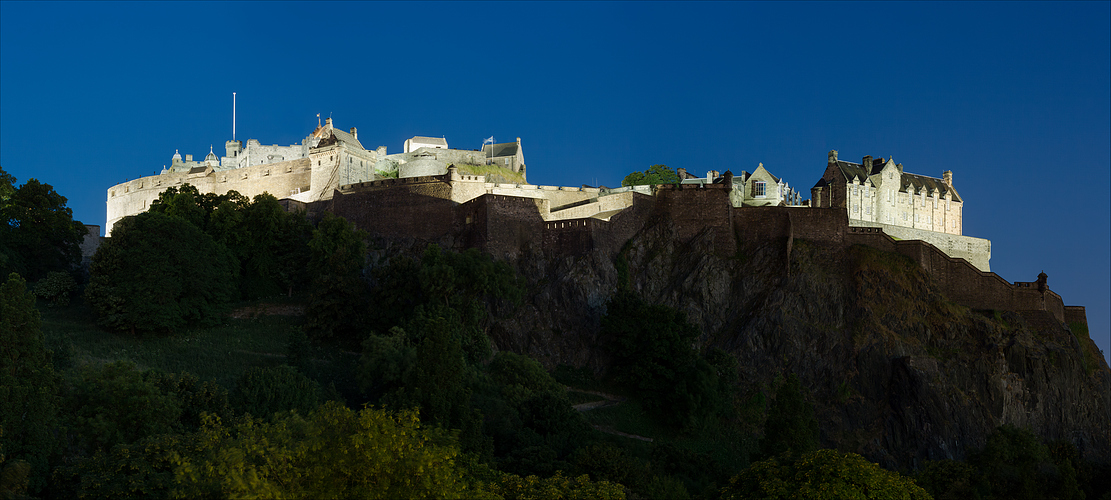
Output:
[350,127,357,139]
[943,170,953,186]
[185,154,193,162]
[862,155,872,167]
[325,117,333,129]
[828,150,838,165]
[677,167,687,178]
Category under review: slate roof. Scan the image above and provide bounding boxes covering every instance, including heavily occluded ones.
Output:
[409,136,448,147]
[902,173,961,202]
[482,142,518,158]
[817,158,961,202]
[329,127,366,151]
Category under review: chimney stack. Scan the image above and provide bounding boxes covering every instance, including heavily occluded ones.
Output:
[943,170,953,186]
[828,150,838,165]
[862,155,872,167]
[350,127,357,139]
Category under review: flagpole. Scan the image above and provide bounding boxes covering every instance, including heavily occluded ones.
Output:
[232,92,236,142]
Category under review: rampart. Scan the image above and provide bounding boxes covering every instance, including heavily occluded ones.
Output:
[106,157,312,235]
[844,226,1069,324]
[850,220,991,271]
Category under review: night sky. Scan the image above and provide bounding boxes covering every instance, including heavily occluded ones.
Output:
[2,2,1107,363]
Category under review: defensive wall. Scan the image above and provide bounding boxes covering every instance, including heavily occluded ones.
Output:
[106,157,312,235]
[850,220,991,272]
[723,202,1079,327]
[844,226,1070,324]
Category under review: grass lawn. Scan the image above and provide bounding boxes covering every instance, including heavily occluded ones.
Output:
[40,298,300,389]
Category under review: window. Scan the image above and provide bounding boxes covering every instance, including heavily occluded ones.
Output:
[865,206,872,215]
[902,212,907,221]
[753,181,766,198]
[853,204,859,213]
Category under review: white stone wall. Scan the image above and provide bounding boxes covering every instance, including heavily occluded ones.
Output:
[106,157,312,235]
[849,219,989,271]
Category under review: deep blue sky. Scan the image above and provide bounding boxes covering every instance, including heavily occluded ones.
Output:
[2,1,1108,363]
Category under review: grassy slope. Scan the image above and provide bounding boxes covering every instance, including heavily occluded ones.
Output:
[40,298,298,389]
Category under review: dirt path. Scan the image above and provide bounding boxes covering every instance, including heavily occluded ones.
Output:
[566,386,654,442]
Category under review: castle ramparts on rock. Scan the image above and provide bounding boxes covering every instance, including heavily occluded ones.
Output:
[105,121,1085,331]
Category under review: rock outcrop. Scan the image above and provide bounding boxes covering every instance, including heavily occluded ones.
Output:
[482,217,1110,470]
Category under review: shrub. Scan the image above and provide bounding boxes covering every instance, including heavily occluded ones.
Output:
[32,271,76,306]
[231,365,322,419]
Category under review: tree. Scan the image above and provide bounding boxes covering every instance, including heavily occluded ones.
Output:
[231,365,322,419]
[172,402,482,499]
[721,449,931,500]
[63,361,183,453]
[758,373,820,458]
[0,273,60,494]
[0,171,87,281]
[601,290,729,428]
[84,211,238,333]
[305,213,367,342]
[621,164,680,187]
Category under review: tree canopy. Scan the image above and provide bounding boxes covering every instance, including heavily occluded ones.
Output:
[85,211,239,333]
[0,273,60,493]
[0,168,87,280]
[621,164,681,187]
[722,449,932,500]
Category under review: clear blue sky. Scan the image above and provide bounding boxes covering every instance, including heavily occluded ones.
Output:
[2,1,1108,363]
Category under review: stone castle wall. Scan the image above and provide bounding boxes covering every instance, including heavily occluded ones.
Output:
[106,157,312,235]
[844,227,1069,324]
[850,220,990,271]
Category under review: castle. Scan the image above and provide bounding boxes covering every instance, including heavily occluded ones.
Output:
[104,119,1087,330]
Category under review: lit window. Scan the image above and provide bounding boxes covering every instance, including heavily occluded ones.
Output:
[753,181,766,198]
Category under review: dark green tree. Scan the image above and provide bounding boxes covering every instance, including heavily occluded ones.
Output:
[0,172,87,281]
[305,213,367,342]
[758,373,820,458]
[621,164,681,187]
[601,290,729,428]
[64,361,182,453]
[381,309,488,454]
[0,273,61,494]
[970,425,1062,500]
[84,211,239,333]
[231,365,322,419]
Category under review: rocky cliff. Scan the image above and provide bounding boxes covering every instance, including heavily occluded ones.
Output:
[479,218,1110,470]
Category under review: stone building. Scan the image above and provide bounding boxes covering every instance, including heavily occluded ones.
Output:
[732,163,803,208]
[810,150,991,271]
[107,119,536,236]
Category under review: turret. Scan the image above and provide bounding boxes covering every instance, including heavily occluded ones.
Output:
[225,140,242,158]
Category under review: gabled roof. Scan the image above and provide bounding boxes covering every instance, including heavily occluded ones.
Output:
[815,157,961,202]
[902,173,961,202]
[482,142,519,157]
[329,127,365,151]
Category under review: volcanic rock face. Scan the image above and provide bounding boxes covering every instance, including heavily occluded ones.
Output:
[487,222,1111,469]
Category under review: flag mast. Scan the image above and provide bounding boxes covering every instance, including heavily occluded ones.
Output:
[232,92,236,142]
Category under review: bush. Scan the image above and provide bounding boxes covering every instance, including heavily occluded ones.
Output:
[722,449,931,500]
[231,365,322,419]
[32,271,76,306]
